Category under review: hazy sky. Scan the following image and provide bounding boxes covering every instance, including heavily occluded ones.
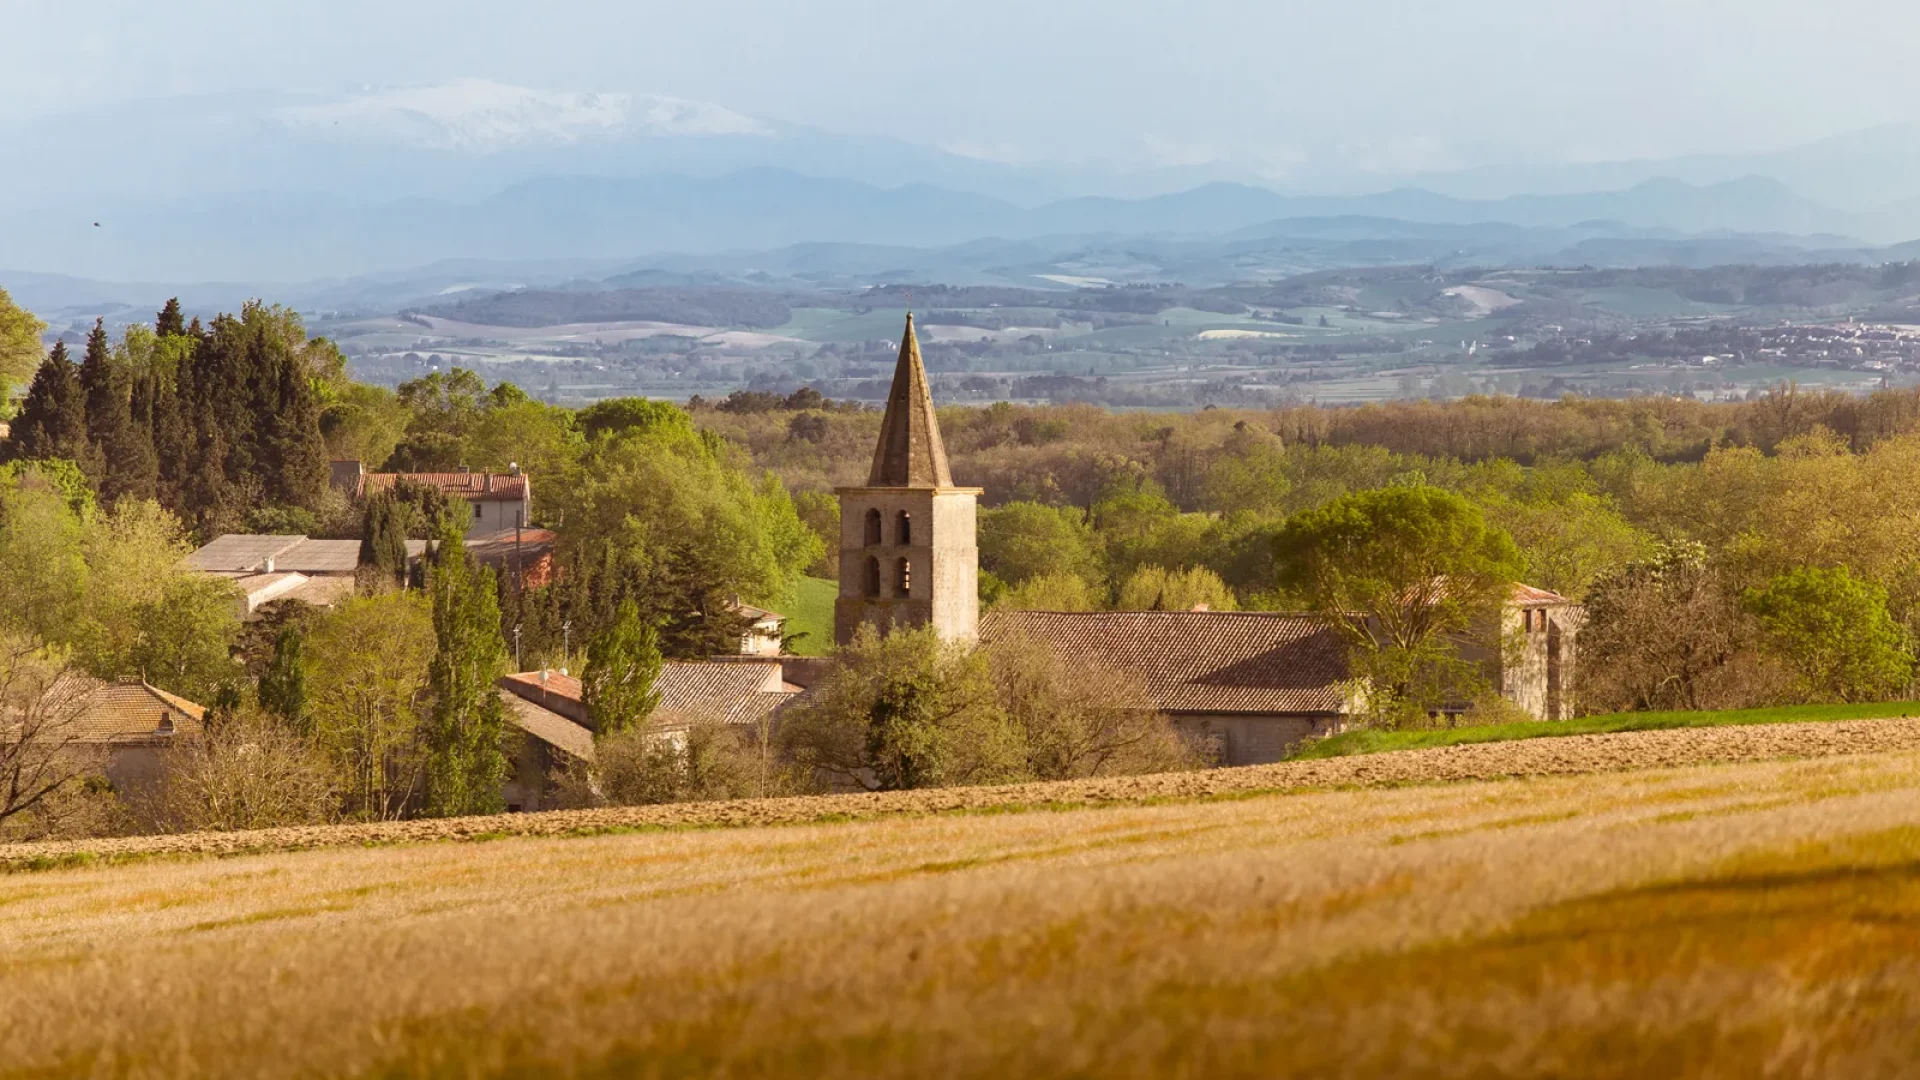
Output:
[11,0,1920,173]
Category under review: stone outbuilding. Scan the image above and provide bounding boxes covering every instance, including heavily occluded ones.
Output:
[494,661,802,810]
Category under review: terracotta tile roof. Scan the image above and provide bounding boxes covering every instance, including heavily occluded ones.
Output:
[466,528,557,560]
[497,690,595,762]
[1509,583,1572,607]
[980,610,1352,716]
[361,471,529,503]
[35,678,209,745]
[500,661,790,732]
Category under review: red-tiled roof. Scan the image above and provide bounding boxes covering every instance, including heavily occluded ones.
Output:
[1509,583,1572,607]
[26,678,210,744]
[361,471,528,503]
[980,610,1352,715]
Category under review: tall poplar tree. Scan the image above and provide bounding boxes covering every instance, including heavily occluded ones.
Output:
[582,599,663,735]
[423,525,508,817]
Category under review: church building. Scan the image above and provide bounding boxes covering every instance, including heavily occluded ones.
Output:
[833,314,1580,765]
[833,314,984,646]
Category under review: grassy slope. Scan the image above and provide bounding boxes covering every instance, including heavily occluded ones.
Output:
[775,575,837,657]
[1292,700,1920,760]
[6,752,1920,1076]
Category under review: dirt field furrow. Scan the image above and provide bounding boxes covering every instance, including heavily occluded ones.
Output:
[7,715,1918,870]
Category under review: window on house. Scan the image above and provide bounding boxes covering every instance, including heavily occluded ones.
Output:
[473,503,482,519]
[864,556,881,598]
[897,510,911,545]
[896,557,911,597]
[864,508,882,546]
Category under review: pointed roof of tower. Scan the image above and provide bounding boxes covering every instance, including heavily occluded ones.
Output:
[867,313,953,487]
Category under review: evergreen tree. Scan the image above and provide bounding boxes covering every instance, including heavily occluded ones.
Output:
[423,525,508,817]
[155,298,186,338]
[75,319,119,487]
[261,348,328,508]
[5,341,89,465]
[582,599,663,735]
[110,372,161,505]
[148,368,192,512]
[360,491,412,585]
[257,626,308,732]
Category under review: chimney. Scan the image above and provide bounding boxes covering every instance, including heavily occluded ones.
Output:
[458,464,470,475]
[538,669,548,685]
[156,711,175,736]
[509,461,521,476]
[484,471,493,493]
[264,556,275,574]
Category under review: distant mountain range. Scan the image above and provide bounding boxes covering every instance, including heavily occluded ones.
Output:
[0,168,1890,285]
[8,79,1920,299]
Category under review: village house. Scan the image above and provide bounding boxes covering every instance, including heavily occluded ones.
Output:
[42,678,207,804]
[462,527,559,591]
[331,460,532,536]
[826,313,1583,765]
[185,534,364,614]
[494,660,800,810]
[731,602,787,657]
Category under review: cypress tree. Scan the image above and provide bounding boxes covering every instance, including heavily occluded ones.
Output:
[76,319,119,487]
[262,349,328,508]
[148,367,192,513]
[155,298,186,338]
[257,626,308,732]
[5,340,90,465]
[423,524,508,817]
[360,491,412,585]
[113,372,161,504]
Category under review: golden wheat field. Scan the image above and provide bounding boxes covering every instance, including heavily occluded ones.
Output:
[7,741,1920,1077]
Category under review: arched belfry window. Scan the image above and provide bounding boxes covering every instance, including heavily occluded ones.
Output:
[863,508,882,546]
[897,510,912,545]
[896,557,912,598]
[864,556,882,598]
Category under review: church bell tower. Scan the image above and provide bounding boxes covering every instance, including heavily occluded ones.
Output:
[834,313,982,646]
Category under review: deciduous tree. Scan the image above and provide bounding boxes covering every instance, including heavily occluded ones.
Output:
[582,599,662,735]
[422,527,509,816]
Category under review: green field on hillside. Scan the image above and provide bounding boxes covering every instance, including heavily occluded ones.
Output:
[775,575,837,656]
[1291,700,1920,760]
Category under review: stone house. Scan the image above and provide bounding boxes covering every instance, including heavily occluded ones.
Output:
[494,661,801,810]
[981,610,1353,765]
[334,461,533,536]
[185,534,363,614]
[464,527,559,591]
[44,678,208,803]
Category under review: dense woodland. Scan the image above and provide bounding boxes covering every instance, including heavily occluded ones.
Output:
[5,288,1920,839]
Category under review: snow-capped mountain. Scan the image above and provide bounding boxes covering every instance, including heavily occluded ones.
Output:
[276,79,769,152]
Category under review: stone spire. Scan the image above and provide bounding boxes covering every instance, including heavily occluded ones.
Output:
[866,313,953,487]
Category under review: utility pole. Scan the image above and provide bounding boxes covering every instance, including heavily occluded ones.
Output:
[512,624,522,672]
